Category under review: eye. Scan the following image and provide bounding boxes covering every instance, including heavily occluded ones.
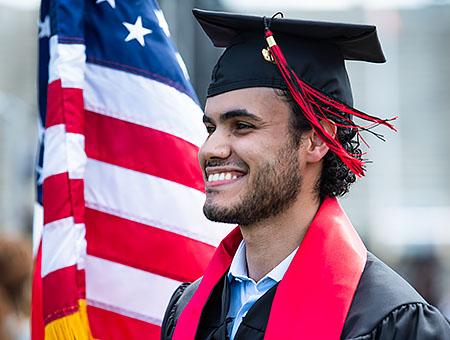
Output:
[205,124,216,135]
[235,122,254,131]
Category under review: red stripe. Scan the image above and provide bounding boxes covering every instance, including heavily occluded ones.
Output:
[88,305,161,340]
[46,80,84,133]
[77,268,86,300]
[43,173,71,224]
[46,80,64,128]
[85,208,215,282]
[84,110,204,193]
[42,265,79,324]
[31,242,45,340]
[69,179,85,224]
[43,174,84,224]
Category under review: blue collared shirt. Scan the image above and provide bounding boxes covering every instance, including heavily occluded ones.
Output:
[226,240,298,340]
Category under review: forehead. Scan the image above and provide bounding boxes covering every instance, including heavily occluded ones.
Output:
[204,87,291,122]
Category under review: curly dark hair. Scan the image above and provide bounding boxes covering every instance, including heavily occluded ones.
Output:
[277,89,362,201]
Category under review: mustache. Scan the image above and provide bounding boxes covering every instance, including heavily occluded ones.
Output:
[205,159,248,169]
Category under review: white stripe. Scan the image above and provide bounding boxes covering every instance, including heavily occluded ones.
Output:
[43,124,67,179]
[66,133,87,179]
[175,51,190,80]
[49,35,86,88]
[84,159,233,246]
[32,202,44,258]
[85,255,181,325]
[43,125,86,180]
[83,63,207,147]
[42,217,86,277]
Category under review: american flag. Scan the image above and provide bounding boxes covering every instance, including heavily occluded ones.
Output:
[33,0,232,338]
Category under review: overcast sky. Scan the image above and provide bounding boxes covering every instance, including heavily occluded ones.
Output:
[0,0,38,9]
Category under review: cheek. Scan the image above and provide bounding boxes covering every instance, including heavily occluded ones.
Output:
[241,133,288,158]
[232,142,276,170]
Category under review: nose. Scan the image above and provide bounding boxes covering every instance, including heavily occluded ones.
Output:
[199,129,232,164]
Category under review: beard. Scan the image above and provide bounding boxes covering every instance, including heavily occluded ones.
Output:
[203,139,302,226]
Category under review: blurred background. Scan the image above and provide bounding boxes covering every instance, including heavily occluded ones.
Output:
[0,0,449,336]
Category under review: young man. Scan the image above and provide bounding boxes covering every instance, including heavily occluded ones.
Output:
[161,9,450,340]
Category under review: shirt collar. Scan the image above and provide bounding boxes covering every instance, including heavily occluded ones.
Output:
[228,239,299,283]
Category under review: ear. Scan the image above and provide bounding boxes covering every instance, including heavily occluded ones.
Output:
[304,119,337,163]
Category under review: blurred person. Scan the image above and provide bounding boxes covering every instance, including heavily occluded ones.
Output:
[0,233,32,340]
[161,9,450,340]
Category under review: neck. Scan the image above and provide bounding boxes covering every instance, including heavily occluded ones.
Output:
[240,193,320,282]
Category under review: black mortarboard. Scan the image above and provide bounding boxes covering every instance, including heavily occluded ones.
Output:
[193,9,396,177]
[193,8,385,107]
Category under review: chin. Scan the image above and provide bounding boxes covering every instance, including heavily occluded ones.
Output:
[203,201,241,224]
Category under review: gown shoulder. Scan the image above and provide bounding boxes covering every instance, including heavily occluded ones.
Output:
[342,252,450,340]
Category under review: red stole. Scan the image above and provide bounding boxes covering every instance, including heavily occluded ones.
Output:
[172,197,367,340]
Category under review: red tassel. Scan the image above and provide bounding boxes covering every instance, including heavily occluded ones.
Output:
[264,29,397,177]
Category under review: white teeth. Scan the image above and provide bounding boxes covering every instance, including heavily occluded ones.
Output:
[207,172,239,182]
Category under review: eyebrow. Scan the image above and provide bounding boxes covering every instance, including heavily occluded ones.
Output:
[203,109,263,124]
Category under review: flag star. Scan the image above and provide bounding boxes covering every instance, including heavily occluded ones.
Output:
[38,15,50,39]
[96,0,116,8]
[154,9,170,37]
[123,16,152,47]
[175,52,190,80]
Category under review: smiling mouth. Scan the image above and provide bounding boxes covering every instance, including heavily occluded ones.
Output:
[205,169,247,188]
[207,172,238,182]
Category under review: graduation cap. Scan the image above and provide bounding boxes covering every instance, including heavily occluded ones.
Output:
[193,9,397,177]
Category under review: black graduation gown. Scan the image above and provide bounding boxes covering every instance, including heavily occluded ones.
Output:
[161,252,450,340]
